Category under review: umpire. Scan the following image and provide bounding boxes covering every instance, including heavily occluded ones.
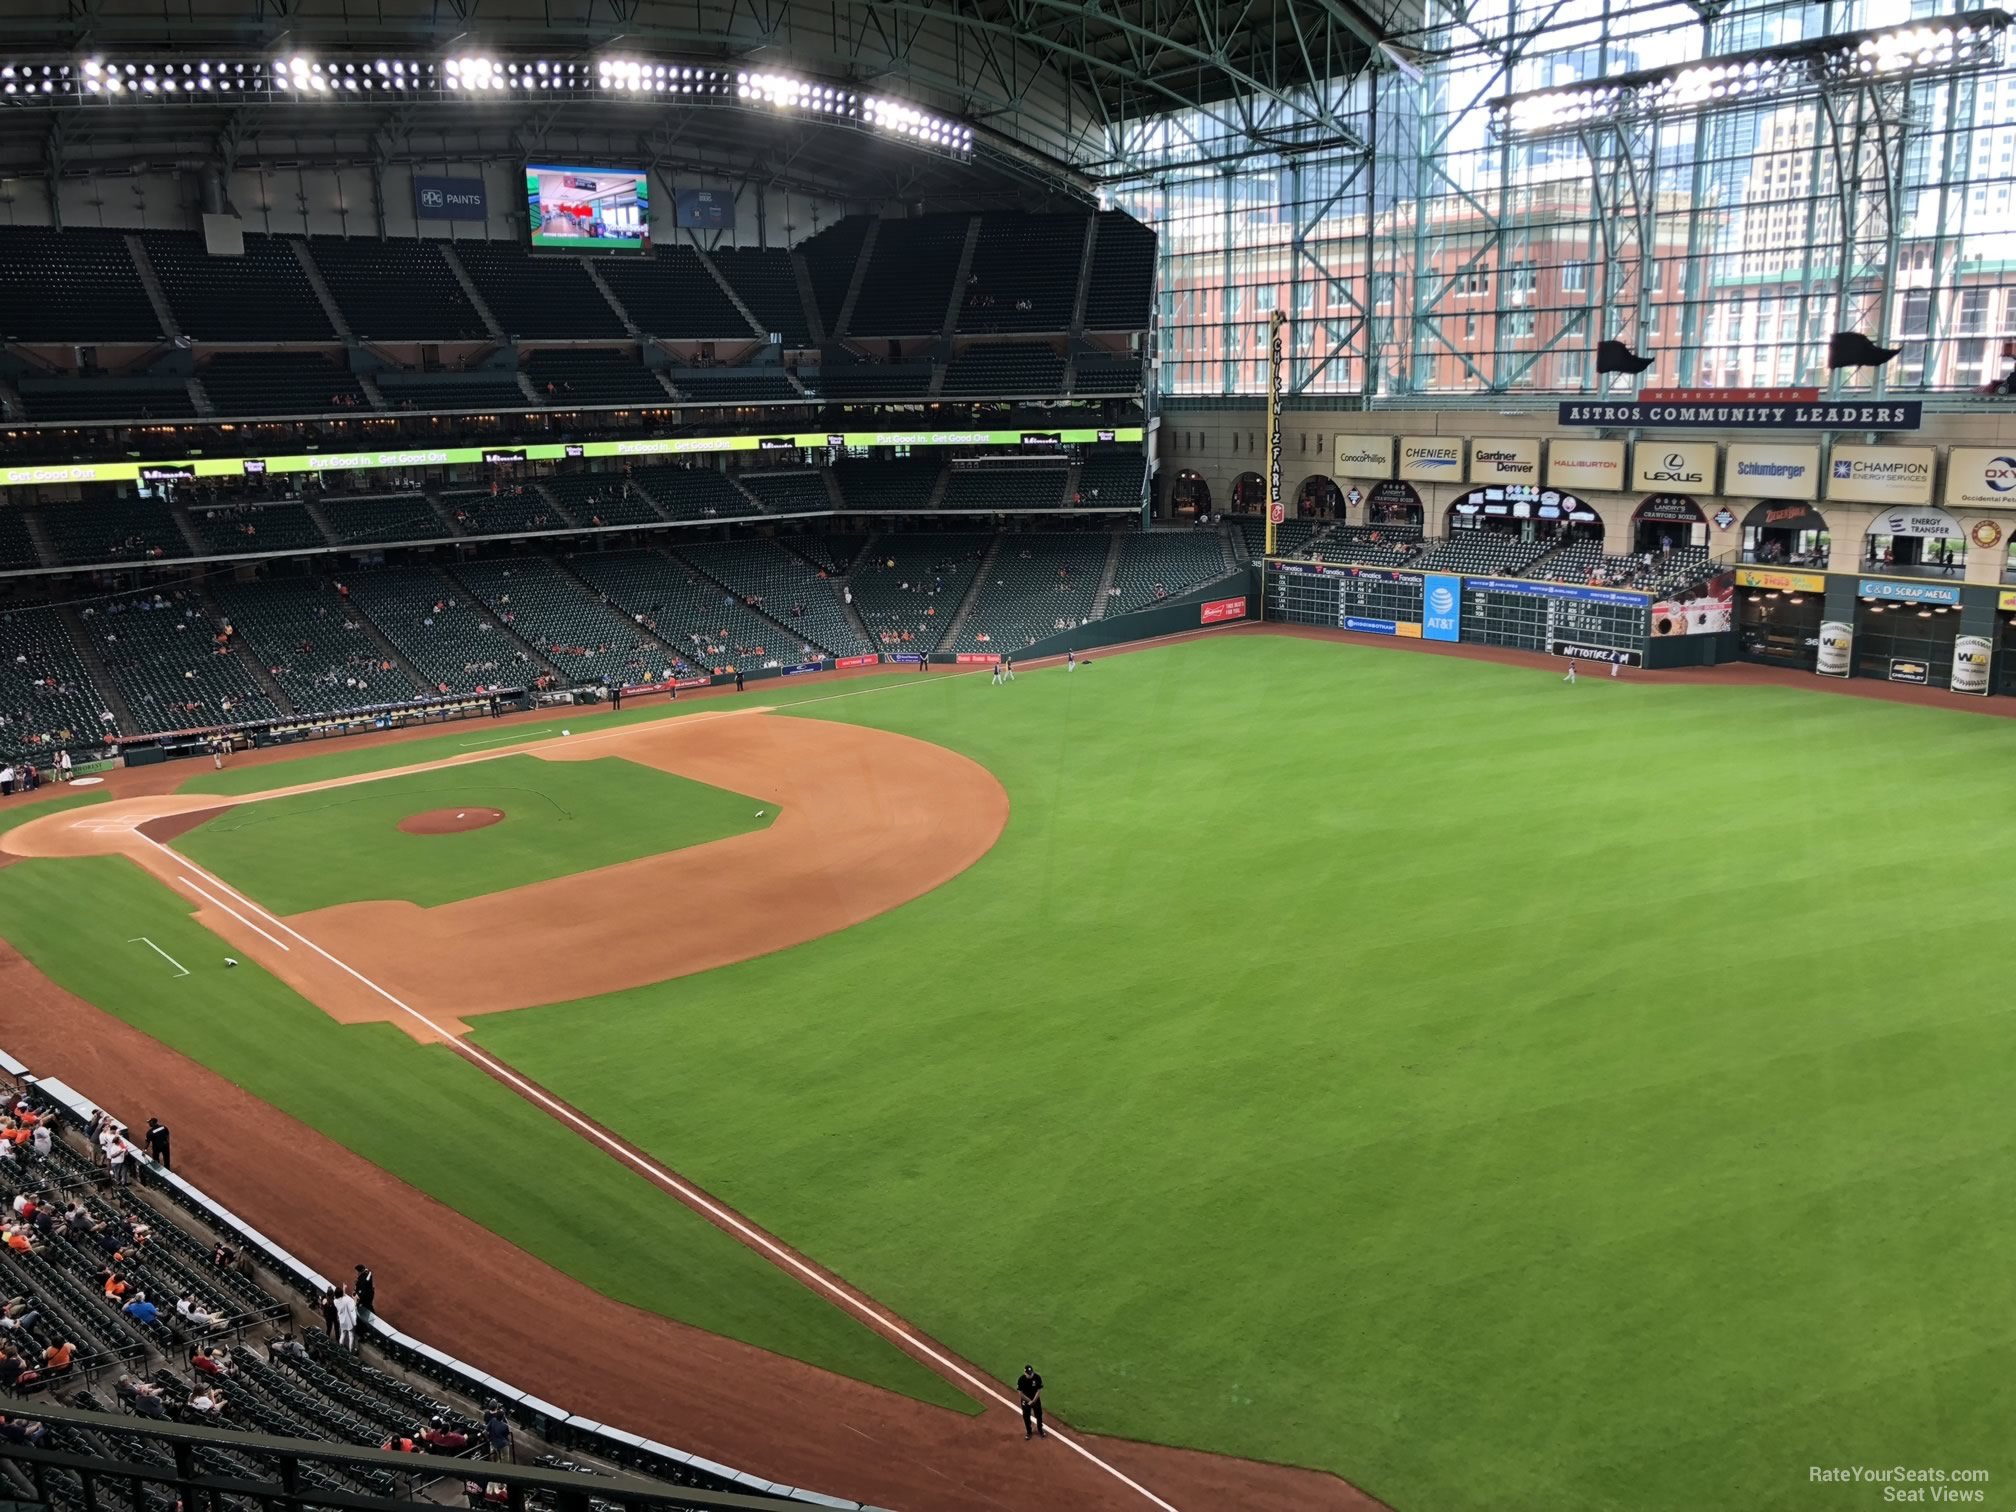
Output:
[1016,1364,1046,1439]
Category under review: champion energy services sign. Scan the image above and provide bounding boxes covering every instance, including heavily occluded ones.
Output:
[1396,437,1464,483]
[1724,443,1821,501]
[1825,445,1936,506]
[1943,448,2016,509]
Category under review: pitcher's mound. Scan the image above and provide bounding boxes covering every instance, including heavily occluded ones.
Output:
[398,807,505,836]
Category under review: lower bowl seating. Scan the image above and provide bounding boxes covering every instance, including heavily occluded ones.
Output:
[451,557,670,687]
[1105,532,1233,614]
[564,550,819,673]
[0,606,109,760]
[340,567,553,696]
[676,539,870,658]
[213,578,422,715]
[87,592,280,732]
[952,533,1110,652]
[849,533,991,652]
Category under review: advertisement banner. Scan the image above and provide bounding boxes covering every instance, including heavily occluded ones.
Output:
[1857,578,1960,605]
[1826,445,1937,505]
[1735,568,1826,593]
[1559,400,1922,431]
[1463,576,1649,607]
[886,652,927,664]
[1942,447,2016,509]
[1467,438,1542,486]
[1888,658,1930,685]
[1641,387,1818,403]
[1631,442,1718,492]
[1331,436,1394,480]
[1342,616,1399,636]
[1953,635,1992,695]
[1264,309,1284,555]
[414,174,488,221]
[1550,642,1644,667]
[955,653,1000,664]
[674,188,734,230]
[1725,442,1822,500]
[1869,505,1960,540]
[1200,597,1248,625]
[834,654,879,669]
[1423,573,1461,642]
[1545,439,1626,493]
[1397,436,1464,483]
[1817,620,1854,676]
[1651,572,1734,636]
[779,662,825,675]
[1633,495,1704,524]
[2000,591,2016,612]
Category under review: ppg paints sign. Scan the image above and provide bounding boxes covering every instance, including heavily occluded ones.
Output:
[1630,442,1716,491]
[413,174,487,220]
[1397,437,1463,483]
[1825,445,1936,505]
[1943,447,2016,509]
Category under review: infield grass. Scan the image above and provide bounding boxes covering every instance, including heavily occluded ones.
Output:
[0,854,973,1414]
[175,754,773,913]
[468,634,2016,1512]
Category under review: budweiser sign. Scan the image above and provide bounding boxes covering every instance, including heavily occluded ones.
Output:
[1200,596,1247,625]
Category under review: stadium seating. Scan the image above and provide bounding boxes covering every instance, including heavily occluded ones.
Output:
[453,242,626,341]
[87,592,281,732]
[676,538,870,658]
[733,470,829,517]
[537,473,666,528]
[0,605,107,759]
[1524,540,1620,584]
[1411,531,1553,575]
[452,557,669,686]
[711,248,812,345]
[596,246,749,339]
[0,510,42,572]
[213,577,420,714]
[848,533,990,652]
[339,567,551,694]
[374,370,530,413]
[952,532,1110,651]
[941,344,1066,397]
[1105,531,1233,613]
[1072,353,1143,393]
[850,215,969,335]
[942,464,1069,513]
[0,227,159,343]
[200,354,367,418]
[666,367,802,404]
[834,456,943,513]
[39,500,190,568]
[315,494,454,549]
[564,550,817,672]
[814,358,935,400]
[184,501,332,556]
[17,381,198,423]
[143,233,335,342]
[1084,212,1155,329]
[786,533,871,574]
[438,486,568,537]
[523,349,669,408]
[797,217,873,335]
[630,464,753,522]
[1631,544,1713,595]
[957,215,1088,333]
[1075,451,1143,507]
[306,238,488,341]
[1233,516,1329,559]
[1304,524,1422,567]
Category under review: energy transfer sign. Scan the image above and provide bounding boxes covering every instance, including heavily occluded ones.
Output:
[1825,445,1936,505]
[1396,437,1464,483]
[1631,441,1717,492]
[1724,443,1821,501]
[1942,447,2016,509]
[1331,436,1393,480]
[1545,439,1625,493]
[1467,438,1541,486]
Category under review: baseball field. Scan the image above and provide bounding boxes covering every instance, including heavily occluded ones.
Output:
[3,627,2013,1512]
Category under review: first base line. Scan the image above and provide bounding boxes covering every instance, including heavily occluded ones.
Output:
[127,937,190,978]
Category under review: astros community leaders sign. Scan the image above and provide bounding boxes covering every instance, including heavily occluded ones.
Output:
[1558,400,1922,430]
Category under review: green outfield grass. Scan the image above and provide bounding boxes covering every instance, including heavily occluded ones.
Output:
[0,854,973,1414]
[464,636,2016,1511]
[174,754,774,913]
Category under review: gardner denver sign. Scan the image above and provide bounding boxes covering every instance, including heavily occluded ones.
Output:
[1558,401,1922,431]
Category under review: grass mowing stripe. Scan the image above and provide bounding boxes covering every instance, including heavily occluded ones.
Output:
[473,635,2016,1512]
[177,755,775,913]
[0,854,974,1414]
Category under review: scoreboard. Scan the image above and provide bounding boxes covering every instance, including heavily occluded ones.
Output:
[1266,561,1424,631]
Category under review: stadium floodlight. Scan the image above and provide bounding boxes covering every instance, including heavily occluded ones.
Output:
[1493,7,2011,135]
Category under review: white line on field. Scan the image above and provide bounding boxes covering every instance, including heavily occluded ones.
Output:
[175,874,292,952]
[457,728,560,749]
[136,833,1183,1512]
[126,937,189,977]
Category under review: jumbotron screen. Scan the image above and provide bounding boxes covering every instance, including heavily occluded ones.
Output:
[525,164,651,254]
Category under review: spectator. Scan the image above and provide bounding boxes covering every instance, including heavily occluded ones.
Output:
[354,1264,375,1318]
[421,1417,471,1451]
[177,1293,226,1332]
[123,1293,160,1326]
[39,1340,73,1378]
[320,1288,339,1338]
[334,1286,358,1351]
[187,1386,227,1419]
[483,1406,513,1462]
[145,1117,171,1168]
[120,1376,170,1420]
[0,1415,50,1448]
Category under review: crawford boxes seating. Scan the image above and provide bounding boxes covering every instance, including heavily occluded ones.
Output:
[537,472,668,528]
[834,456,944,512]
[1084,212,1156,329]
[676,538,871,658]
[0,227,158,343]
[1072,353,1144,394]
[850,215,971,336]
[848,533,991,651]
[563,549,813,673]
[1525,541,1625,585]
[941,344,1066,397]
[315,494,455,549]
[596,245,749,339]
[86,592,280,733]
[340,566,553,694]
[1411,532,1553,575]
[307,237,488,342]
[1234,515,1325,558]
[712,248,813,345]
[199,354,367,418]
[17,380,199,423]
[1305,524,1422,567]
[523,349,668,408]
[732,470,828,517]
[185,501,332,557]
[39,499,192,568]
[453,242,626,341]
[212,577,423,715]
[957,214,1089,334]
[438,487,568,537]
[142,232,335,342]
[629,464,752,522]
[1635,544,1712,595]
[942,463,1070,513]
[453,557,668,687]
[0,606,105,760]
[953,532,1111,652]
[667,368,802,404]
[797,217,872,336]
[1106,531,1235,614]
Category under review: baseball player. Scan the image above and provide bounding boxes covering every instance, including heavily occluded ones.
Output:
[1016,1364,1046,1439]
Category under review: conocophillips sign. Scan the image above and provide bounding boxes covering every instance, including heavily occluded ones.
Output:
[1397,437,1463,483]
[1630,442,1716,491]
[1943,447,2016,509]
[1330,436,1394,480]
